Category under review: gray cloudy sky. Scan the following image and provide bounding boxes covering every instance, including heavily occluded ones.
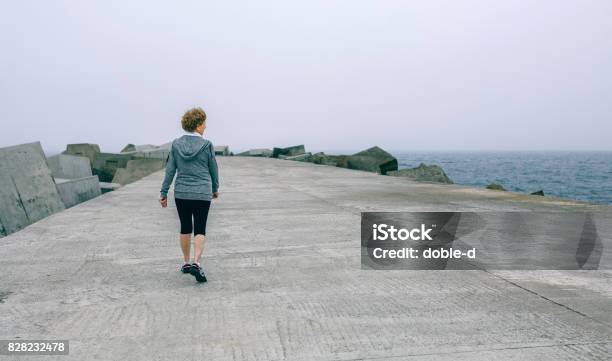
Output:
[1,0,611,153]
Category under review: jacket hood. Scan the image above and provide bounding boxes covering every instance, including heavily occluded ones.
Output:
[173,135,210,160]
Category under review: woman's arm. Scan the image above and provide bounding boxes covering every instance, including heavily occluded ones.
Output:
[208,142,219,197]
[160,147,177,200]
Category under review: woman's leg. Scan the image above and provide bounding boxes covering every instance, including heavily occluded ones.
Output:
[179,234,191,263]
[193,234,205,266]
[192,200,212,265]
[175,198,194,263]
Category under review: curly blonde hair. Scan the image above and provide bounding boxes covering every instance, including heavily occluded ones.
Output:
[181,107,207,132]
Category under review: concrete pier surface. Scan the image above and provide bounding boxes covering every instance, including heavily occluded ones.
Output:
[1,157,611,360]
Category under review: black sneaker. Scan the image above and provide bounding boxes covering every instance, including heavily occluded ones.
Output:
[180,263,192,274]
[189,263,207,283]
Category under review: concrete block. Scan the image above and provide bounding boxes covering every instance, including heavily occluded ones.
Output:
[487,182,507,191]
[134,144,159,151]
[0,170,24,237]
[214,145,230,156]
[92,152,132,170]
[272,144,305,158]
[47,154,92,179]
[62,143,100,165]
[100,182,122,194]
[121,144,136,153]
[347,146,398,174]
[55,176,101,208]
[387,163,453,184]
[280,152,312,162]
[130,149,170,160]
[0,142,65,237]
[92,152,133,182]
[311,152,349,167]
[237,148,272,157]
[122,143,171,160]
[94,143,170,183]
[112,158,164,185]
[134,142,172,152]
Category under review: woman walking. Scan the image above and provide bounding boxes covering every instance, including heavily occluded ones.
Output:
[160,107,219,283]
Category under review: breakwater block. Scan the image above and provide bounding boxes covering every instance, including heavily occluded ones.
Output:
[214,145,230,156]
[347,146,398,175]
[120,144,136,153]
[62,143,100,165]
[237,148,272,157]
[279,152,312,162]
[91,152,133,182]
[47,154,92,179]
[112,158,164,185]
[311,152,349,167]
[387,163,453,184]
[272,144,305,158]
[486,182,506,191]
[121,143,171,160]
[99,182,121,194]
[55,176,102,208]
[0,142,65,236]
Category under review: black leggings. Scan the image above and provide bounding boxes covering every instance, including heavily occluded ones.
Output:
[175,198,211,235]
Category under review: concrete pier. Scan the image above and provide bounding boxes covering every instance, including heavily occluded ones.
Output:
[1,157,610,360]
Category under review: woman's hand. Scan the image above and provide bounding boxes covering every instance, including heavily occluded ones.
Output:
[159,197,168,208]
[213,192,219,199]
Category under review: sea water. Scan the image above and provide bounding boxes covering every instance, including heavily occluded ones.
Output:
[394,151,612,205]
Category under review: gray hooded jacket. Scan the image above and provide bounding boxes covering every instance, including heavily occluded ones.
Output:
[160,135,219,201]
